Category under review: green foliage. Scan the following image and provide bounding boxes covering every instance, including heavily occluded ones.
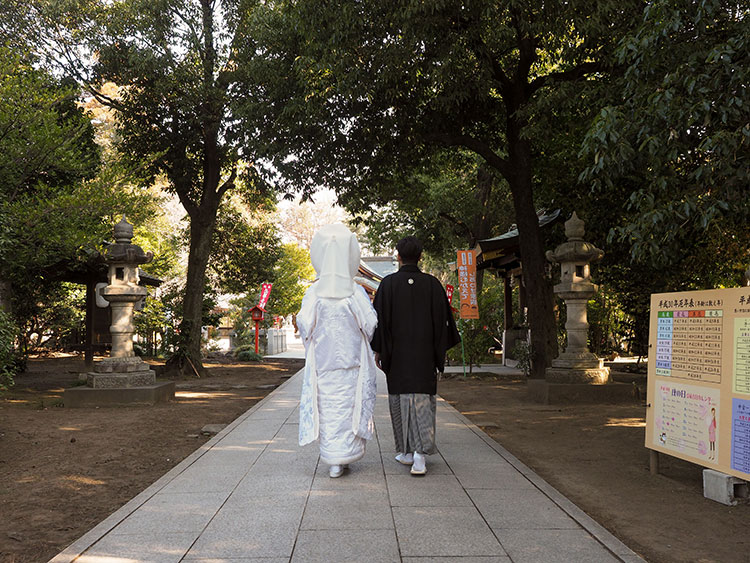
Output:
[587,288,629,357]
[0,310,20,389]
[512,341,533,378]
[447,275,505,371]
[266,244,314,318]
[134,296,168,357]
[0,47,99,205]
[208,200,281,295]
[238,0,644,378]
[580,0,750,267]
[12,282,84,355]
[236,349,263,362]
[355,151,516,258]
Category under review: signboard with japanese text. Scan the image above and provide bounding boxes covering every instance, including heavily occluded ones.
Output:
[646,287,750,479]
[456,250,479,319]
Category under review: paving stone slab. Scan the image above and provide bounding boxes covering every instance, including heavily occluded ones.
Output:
[402,558,511,562]
[291,529,400,562]
[301,489,394,531]
[468,488,579,530]
[393,506,506,557]
[220,487,310,512]
[158,462,250,495]
[494,529,621,563]
[51,368,644,563]
[437,443,510,465]
[185,506,302,559]
[311,464,388,491]
[110,491,229,536]
[386,474,472,507]
[232,471,314,498]
[78,532,198,562]
[448,461,536,490]
[183,559,288,562]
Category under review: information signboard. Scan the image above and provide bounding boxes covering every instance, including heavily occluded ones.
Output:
[646,287,750,479]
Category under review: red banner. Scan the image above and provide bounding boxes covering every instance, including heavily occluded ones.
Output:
[258,282,273,310]
[456,250,479,319]
[446,284,454,304]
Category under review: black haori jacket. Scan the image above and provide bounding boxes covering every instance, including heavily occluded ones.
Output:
[370,264,461,395]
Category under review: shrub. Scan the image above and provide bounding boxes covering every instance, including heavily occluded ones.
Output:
[512,341,532,377]
[237,350,263,362]
[0,310,21,389]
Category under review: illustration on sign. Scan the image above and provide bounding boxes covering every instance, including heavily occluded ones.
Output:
[653,380,720,463]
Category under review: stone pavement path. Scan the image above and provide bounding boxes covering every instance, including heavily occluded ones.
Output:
[50,370,645,563]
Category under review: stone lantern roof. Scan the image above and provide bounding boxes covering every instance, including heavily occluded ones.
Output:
[545,212,603,266]
[105,217,154,265]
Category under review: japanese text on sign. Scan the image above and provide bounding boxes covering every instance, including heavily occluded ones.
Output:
[258,282,273,310]
[456,250,479,319]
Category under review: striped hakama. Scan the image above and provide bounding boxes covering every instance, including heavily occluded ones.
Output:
[388,393,436,455]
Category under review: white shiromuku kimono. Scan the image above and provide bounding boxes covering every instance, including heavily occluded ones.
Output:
[297,224,378,466]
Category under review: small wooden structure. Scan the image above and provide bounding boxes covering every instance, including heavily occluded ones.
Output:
[43,249,162,369]
[474,209,562,363]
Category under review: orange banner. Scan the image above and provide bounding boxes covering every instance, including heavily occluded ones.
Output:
[456,250,479,319]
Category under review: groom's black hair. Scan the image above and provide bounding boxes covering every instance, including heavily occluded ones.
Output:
[396,236,423,264]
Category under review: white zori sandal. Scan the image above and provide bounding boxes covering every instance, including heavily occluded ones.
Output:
[410,452,426,475]
[395,453,414,465]
[329,464,344,478]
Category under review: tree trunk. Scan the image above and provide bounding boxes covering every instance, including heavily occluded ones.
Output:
[165,203,219,376]
[473,164,495,294]
[506,121,558,379]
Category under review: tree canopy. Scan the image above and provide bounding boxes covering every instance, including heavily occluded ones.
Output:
[580,0,749,268]
[239,0,644,376]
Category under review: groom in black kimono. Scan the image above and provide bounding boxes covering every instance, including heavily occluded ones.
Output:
[370,236,461,475]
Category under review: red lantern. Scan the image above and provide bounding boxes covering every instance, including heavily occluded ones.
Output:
[247,305,266,354]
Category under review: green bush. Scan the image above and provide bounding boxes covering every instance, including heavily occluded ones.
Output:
[512,341,532,377]
[0,310,20,389]
[446,275,505,371]
[237,350,263,362]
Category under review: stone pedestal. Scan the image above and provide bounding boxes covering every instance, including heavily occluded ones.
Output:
[86,356,156,388]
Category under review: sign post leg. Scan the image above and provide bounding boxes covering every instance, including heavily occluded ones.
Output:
[650,449,660,475]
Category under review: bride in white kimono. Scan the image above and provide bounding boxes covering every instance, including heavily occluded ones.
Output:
[297,224,378,478]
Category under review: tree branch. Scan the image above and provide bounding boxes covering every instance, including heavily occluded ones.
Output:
[217,166,237,199]
[437,211,472,240]
[431,132,512,180]
[529,61,605,93]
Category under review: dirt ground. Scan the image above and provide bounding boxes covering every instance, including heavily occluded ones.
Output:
[0,354,304,563]
[438,370,750,563]
[1,357,748,563]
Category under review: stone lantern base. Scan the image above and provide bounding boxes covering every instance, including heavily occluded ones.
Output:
[545,352,611,384]
[527,378,637,404]
[64,357,174,408]
[528,350,635,404]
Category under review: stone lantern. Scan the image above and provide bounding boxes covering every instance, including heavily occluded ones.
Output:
[65,218,174,406]
[544,212,610,385]
[99,218,153,361]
